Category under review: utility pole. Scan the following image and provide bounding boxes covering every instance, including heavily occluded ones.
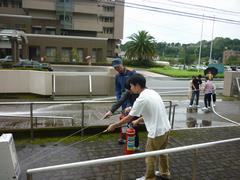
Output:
[209,16,215,64]
[198,14,204,72]
[183,44,187,70]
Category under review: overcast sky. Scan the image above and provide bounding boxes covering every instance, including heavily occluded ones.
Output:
[123,0,240,44]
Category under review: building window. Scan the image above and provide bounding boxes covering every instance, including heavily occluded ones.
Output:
[61,48,71,62]
[3,1,8,7]
[92,48,102,62]
[101,17,114,23]
[103,27,113,34]
[103,6,114,12]
[32,27,42,34]
[46,28,56,35]
[77,48,83,62]
[46,47,56,57]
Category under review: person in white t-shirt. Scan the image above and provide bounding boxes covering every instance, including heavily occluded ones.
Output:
[106,73,171,180]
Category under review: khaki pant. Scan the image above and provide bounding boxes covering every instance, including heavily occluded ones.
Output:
[145,131,170,180]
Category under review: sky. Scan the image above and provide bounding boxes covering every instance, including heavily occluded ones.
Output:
[123,0,240,44]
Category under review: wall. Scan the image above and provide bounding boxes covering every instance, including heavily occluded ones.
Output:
[223,71,240,96]
[0,70,52,95]
[0,70,115,96]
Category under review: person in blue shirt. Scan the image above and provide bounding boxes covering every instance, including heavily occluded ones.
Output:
[112,58,136,110]
[111,58,136,144]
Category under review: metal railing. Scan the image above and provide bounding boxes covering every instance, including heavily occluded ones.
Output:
[26,137,240,180]
[0,100,176,139]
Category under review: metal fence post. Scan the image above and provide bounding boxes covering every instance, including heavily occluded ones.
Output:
[171,105,176,129]
[30,103,34,140]
[27,173,33,180]
[192,149,198,180]
[81,103,85,136]
[51,74,56,100]
[168,101,172,122]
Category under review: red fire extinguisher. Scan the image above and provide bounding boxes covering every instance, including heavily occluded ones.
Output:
[125,125,136,155]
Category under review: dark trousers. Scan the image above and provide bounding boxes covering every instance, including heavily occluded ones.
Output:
[204,93,212,108]
[190,90,199,105]
[212,93,216,103]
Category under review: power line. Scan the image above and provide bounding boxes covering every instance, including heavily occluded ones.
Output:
[167,0,240,15]
[124,1,240,25]
[100,0,240,25]
[141,0,240,17]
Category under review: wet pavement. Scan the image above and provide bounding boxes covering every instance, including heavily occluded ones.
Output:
[0,99,239,130]
[10,98,240,180]
[16,126,240,180]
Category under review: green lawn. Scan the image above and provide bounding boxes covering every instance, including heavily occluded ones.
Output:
[148,67,224,78]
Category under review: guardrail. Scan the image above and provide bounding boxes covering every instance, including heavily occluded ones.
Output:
[26,137,240,180]
[0,100,176,139]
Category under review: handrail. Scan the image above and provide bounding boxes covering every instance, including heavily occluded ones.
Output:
[0,100,173,105]
[0,100,176,138]
[26,137,240,178]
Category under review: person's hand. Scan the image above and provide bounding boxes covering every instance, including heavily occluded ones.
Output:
[103,111,113,119]
[132,117,143,126]
[106,123,117,132]
[124,107,131,114]
[132,120,139,127]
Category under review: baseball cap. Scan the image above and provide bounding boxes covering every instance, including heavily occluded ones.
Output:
[112,58,122,67]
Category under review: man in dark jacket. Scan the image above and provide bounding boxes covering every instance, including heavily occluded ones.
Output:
[112,58,136,110]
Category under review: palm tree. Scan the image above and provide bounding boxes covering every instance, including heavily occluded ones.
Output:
[125,30,157,61]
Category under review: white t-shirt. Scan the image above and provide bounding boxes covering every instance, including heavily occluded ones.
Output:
[129,89,171,138]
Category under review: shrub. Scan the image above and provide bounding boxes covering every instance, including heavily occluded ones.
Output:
[1,62,13,68]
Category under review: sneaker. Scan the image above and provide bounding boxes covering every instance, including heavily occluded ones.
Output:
[155,171,161,176]
[136,176,145,180]
[202,107,208,111]
[188,105,192,108]
[213,103,216,107]
[118,139,126,145]
[196,105,200,108]
[134,146,141,152]
[155,171,171,179]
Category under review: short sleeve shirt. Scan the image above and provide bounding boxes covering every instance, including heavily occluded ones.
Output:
[129,89,171,138]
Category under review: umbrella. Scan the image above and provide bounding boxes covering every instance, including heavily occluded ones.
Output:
[204,67,218,76]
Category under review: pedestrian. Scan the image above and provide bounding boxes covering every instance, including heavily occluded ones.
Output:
[197,74,202,87]
[202,76,214,110]
[111,58,136,143]
[189,76,200,108]
[106,73,171,180]
[103,79,140,149]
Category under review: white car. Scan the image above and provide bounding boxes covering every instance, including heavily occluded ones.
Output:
[0,56,12,62]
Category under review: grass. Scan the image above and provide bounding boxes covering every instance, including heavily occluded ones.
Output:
[15,131,149,145]
[147,67,224,78]
[15,130,191,146]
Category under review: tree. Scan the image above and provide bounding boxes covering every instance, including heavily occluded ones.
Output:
[125,30,157,61]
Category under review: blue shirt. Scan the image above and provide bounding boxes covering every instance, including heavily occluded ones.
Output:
[115,68,136,110]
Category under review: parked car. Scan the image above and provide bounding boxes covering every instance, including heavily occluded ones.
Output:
[13,60,53,71]
[224,66,232,71]
[0,56,25,62]
[0,56,13,62]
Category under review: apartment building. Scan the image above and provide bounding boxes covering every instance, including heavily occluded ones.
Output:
[0,0,124,63]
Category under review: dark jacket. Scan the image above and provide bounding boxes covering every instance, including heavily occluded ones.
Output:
[110,90,139,113]
[115,68,136,110]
